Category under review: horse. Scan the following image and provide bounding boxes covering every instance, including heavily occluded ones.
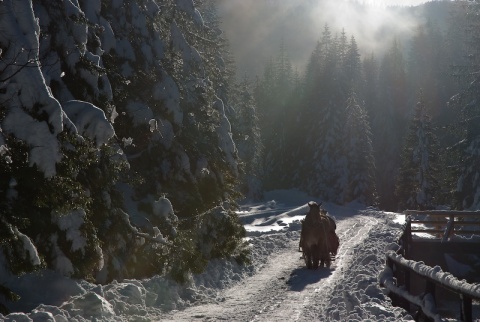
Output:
[299,204,340,262]
[300,202,330,269]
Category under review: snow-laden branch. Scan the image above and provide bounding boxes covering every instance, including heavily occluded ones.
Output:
[62,100,115,148]
[0,49,39,82]
[116,209,171,246]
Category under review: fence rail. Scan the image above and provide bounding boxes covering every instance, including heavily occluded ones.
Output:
[383,210,480,321]
[384,251,480,321]
[403,210,480,243]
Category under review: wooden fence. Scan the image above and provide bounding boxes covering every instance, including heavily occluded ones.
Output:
[385,251,480,321]
[384,210,480,321]
[399,210,480,259]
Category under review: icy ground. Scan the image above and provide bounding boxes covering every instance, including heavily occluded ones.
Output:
[1,189,415,321]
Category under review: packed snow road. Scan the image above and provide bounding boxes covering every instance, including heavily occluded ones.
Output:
[160,212,395,322]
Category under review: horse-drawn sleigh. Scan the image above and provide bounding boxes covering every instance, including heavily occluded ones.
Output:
[299,201,340,269]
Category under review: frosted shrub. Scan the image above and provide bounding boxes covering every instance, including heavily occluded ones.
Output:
[168,205,250,284]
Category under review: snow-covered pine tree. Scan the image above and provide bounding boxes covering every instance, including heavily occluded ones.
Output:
[449,1,480,210]
[283,68,305,187]
[407,23,444,112]
[32,0,168,283]
[0,0,113,283]
[344,92,377,205]
[85,0,246,281]
[343,36,362,94]
[298,27,329,197]
[304,28,348,203]
[197,0,237,105]
[254,43,295,190]
[373,38,409,210]
[294,41,323,188]
[363,53,379,117]
[0,0,249,293]
[395,91,440,210]
[231,77,264,201]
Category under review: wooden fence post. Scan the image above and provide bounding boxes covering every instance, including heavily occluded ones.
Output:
[425,279,435,294]
[425,280,436,312]
[460,294,472,322]
[386,257,400,307]
[404,269,410,293]
[404,217,412,258]
[443,214,455,242]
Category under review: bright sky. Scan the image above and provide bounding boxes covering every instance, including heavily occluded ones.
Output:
[363,0,432,6]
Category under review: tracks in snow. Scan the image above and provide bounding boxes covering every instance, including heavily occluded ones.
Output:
[160,214,379,322]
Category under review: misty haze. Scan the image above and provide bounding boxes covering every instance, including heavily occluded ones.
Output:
[217,0,464,210]
[218,0,443,77]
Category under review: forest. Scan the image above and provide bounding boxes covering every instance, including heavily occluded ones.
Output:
[0,0,479,313]
[249,0,479,211]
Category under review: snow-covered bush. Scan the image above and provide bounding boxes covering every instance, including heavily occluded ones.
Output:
[196,206,250,262]
[168,204,250,283]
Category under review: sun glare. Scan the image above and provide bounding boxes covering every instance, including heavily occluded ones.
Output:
[308,0,419,56]
[358,0,430,6]
[218,0,431,77]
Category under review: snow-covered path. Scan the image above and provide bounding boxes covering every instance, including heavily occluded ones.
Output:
[160,214,382,321]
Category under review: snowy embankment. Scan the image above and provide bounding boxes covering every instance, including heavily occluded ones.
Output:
[1,190,414,321]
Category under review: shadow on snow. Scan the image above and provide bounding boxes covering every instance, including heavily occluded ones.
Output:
[286,266,333,292]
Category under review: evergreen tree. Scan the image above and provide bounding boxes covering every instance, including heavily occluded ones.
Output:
[293,25,370,204]
[343,36,362,93]
[32,0,138,283]
[255,43,294,190]
[0,0,114,284]
[0,0,250,301]
[283,67,306,187]
[196,0,237,106]
[373,38,409,210]
[344,92,377,205]
[449,1,480,209]
[362,52,379,124]
[98,0,247,281]
[395,91,440,210]
[338,29,348,65]
[231,77,264,201]
[407,19,456,128]
[304,27,347,202]
[293,41,322,188]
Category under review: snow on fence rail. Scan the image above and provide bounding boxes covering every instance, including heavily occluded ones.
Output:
[380,210,480,322]
[380,250,480,322]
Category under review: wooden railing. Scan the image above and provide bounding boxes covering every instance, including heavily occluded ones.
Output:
[383,251,480,322]
[399,210,480,258]
[403,210,480,238]
[383,210,480,321]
